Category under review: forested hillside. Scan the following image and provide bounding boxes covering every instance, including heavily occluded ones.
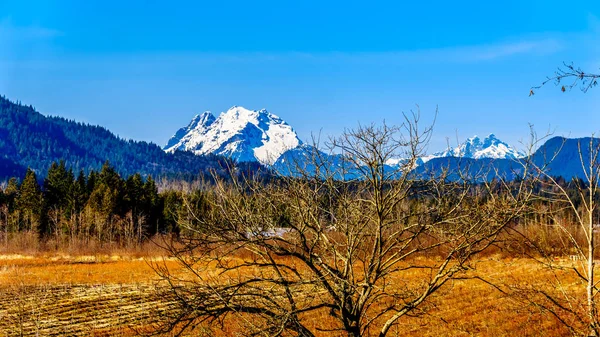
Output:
[0,96,264,181]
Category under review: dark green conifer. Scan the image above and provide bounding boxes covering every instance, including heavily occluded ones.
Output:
[16,169,44,235]
[44,160,75,219]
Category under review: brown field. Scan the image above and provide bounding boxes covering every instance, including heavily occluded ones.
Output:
[0,253,581,336]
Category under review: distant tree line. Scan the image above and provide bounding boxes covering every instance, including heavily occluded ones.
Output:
[0,155,595,251]
[0,160,219,248]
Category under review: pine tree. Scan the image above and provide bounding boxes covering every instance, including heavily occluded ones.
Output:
[4,178,18,211]
[161,190,182,235]
[44,161,75,219]
[87,170,97,195]
[72,170,88,213]
[16,169,44,235]
[99,161,125,216]
[125,173,145,240]
[143,175,161,235]
[88,162,124,242]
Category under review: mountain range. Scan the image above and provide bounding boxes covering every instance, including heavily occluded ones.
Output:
[165,108,527,168]
[0,96,596,182]
[425,134,525,160]
[382,134,526,168]
[166,106,599,181]
[0,96,262,181]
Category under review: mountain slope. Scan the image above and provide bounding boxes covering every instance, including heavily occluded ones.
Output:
[530,136,600,180]
[164,111,216,151]
[0,95,248,180]
[416,136,600,182]
[275,135,599,182]
[165,106,301,165]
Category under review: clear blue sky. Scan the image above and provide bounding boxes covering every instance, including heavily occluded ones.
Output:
[1,0,599,152]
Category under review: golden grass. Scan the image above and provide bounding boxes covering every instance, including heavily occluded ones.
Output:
[0,254,587,336]
[0,254,181,286]
[386,258,573,337]
[183,256,577,337]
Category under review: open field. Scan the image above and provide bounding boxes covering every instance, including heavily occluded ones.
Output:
[0,254,179,336]
[0,254,582,336]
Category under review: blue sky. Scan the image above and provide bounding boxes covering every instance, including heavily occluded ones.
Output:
[0,0,599,152]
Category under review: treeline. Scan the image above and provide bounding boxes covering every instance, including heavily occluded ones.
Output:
[0,161,212,249]
[0,158,593,251]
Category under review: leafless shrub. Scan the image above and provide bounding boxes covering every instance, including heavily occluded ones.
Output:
[152,110,538,337]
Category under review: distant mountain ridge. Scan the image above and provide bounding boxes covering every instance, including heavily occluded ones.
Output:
[430,134,525,160]
[0,95,253,181]
[416,136,600,181]
[164,106,301,165]
[1,94,597,182]
[163,107,599,181]
[166,109,527,169]
[384,134,525,167]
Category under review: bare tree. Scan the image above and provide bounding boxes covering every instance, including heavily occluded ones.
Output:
[503,136,600,337]
[151,111,536,337]
[507,64,600,336]
[530,62,599,95]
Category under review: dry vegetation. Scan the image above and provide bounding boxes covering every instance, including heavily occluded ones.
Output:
[0,250,178,336]
[2,115,599,336]
[0,251,585,336]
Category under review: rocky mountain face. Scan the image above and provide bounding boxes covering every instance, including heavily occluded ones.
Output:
[164,106,301,165]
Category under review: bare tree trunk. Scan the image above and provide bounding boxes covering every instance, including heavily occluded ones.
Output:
[588,170,598,337]
[513,136,600,336]
[589,221,596,336]
[153,115,536,337]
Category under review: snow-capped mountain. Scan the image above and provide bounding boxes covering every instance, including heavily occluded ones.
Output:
[164,106,301,165]
[164,111,216,151]
[431,134,525,160]
[165,108,523,174]
[385,134,525,167]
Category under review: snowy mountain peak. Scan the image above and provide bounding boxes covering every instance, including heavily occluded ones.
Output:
[188,111,216,131]
[196,111,216,124]
[435,134,525,160]
[164,111,215,150]
[164,106,301,165]
[386,134,525,167]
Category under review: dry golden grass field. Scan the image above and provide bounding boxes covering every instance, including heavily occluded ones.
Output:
[0,253,581,336]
